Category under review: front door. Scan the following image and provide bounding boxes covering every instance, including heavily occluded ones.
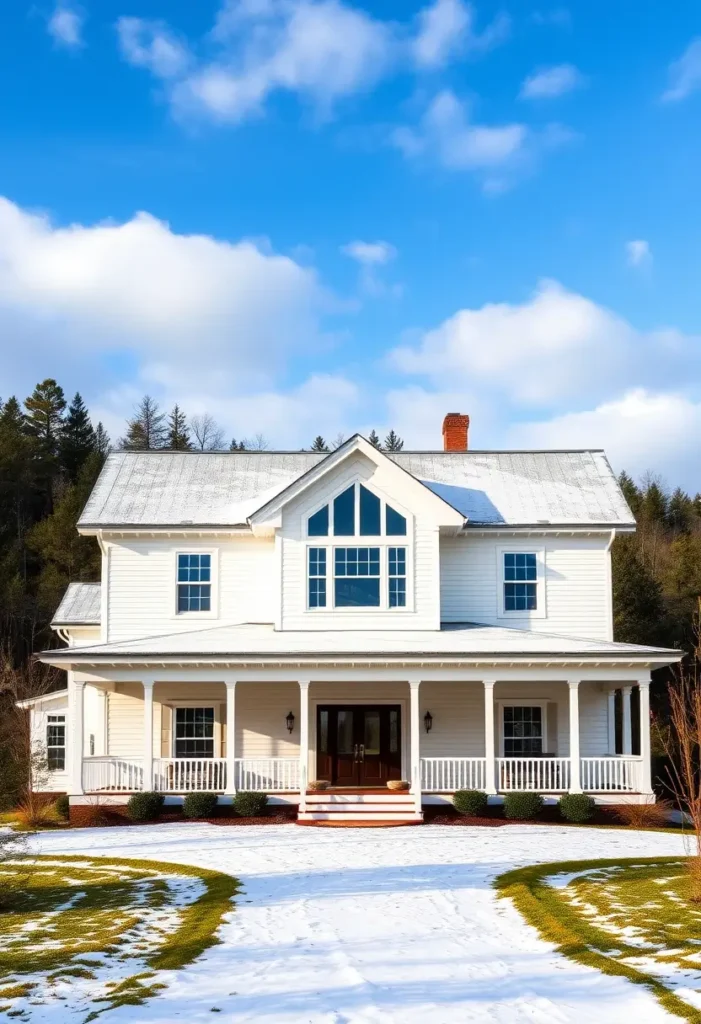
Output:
[316,705,402,786]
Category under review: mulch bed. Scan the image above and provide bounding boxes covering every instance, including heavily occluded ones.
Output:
[67,807,297,828]
[423,805,653,828]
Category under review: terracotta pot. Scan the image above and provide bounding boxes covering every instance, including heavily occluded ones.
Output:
[308,780,329,791]
[387,780,410,791]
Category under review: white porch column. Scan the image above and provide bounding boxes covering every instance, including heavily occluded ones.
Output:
[638,678,653,794]
[607,689,617,755]
[69,675,85,795]
[225,679,237,796]
[142,679,154,792]
[409,678,421,814]
[299,680,310,813]
[568,679,581,792]
[483,680,496,795]
[622,685,633,755]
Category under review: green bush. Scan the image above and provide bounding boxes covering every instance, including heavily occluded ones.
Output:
[182,792,219,820]
[559,793,595,823]
[453,789,489,817]
[503,791,544,820]
[233,792,268,817]
[54,794,70,819]
[126,791,164,822]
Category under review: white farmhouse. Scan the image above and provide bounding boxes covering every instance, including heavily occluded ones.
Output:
[29,414,680,823]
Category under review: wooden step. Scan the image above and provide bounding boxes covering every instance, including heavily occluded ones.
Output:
[305,791,415,804]
[298,811,423,823]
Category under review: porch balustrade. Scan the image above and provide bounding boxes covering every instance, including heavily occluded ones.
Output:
[81,756,300,794]
[421,757,487,791]
[82,756,144,793]
[153,758,227,793]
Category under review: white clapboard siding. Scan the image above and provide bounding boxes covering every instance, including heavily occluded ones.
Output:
[106,536,275,641]
[440,535,611,640]
[235,683,300,758]
[279,453,442,631]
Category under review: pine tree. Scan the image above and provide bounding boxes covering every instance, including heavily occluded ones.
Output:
[383,429,404,452]
[639,477,668,525]
[311,436,329,452]
[611,536,665,645]
[229,438,246,451]
[166,405,192,450]
[119,396,166,450]
[94,423,110,457]
[60,393,96,482]
[368,430,381,449]
[24,379,67,514]
[618,471,641,517]
[666,487,695,533]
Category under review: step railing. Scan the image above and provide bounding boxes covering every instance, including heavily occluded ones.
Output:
[421,757,487,791]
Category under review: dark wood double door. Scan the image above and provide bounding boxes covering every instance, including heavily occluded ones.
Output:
[316,705,402,786]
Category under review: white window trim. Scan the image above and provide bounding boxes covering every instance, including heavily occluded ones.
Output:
[496,545,546,620]
[171,548,219,620]
[47,713,66,771]
[497,700,551,756]
[168,702,222,758]
[304,478,414,613]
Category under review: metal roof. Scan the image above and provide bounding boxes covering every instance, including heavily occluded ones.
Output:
[41,621,677,663]
[51,583,101,626]
[79,448,635,530]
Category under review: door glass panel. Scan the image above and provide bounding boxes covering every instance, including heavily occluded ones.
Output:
[364,712,380,755]
[337,710,354,754]
[389,710,398,754]
[319,710,328,754]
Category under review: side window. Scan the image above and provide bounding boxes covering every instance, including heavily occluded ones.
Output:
[177,554,212,613]
[308,547,327,608]
[47,714,66,770]
[503,553,537,612]
[388,547,406,607]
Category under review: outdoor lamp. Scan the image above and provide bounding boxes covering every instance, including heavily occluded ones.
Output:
[286,711,295,733]
[424,710,433,734]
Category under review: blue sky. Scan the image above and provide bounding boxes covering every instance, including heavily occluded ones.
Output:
[1,1,700,485]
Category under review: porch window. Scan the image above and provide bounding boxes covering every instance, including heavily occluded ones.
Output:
[335,547,380,606]
[177,553,211,612]
[503,706,543,755]
[47,714,66,771]
[174,707,214,758]
[388,547,406,607]
[308,547,327,608]
[503,553,537,612]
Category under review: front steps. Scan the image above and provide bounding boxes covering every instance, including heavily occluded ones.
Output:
[297,790,423,826]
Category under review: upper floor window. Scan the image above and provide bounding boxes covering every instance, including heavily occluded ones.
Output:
[503,552,537,612]
[308,544,407,610]
[47,714,66,771]
[307,483,407,538]
[177,553,211,612]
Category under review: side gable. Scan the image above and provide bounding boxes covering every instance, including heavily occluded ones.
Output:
[249,434,465,534]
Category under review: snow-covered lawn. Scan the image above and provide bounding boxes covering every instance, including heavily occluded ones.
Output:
[27,822,692,1023]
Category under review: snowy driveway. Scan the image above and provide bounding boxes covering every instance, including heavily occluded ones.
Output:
[31,822,690,1024]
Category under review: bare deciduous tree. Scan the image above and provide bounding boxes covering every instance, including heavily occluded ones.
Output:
[190,414,225,451]
[241,433,270,451]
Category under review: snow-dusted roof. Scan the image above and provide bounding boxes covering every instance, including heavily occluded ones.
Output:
[41,621,678,665]
[51,583,101,626]
[79,448,634,530]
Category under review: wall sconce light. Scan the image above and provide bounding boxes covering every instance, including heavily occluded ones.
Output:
[286,711,295,734]
[424,710,433,734]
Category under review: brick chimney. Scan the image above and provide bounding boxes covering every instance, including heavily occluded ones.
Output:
[442,413,469,451]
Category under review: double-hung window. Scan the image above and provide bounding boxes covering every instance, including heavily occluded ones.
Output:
[174,707,214,758]
[177,553,211,613]
[503,552,538,612]
[503,706,543,755]
[305,483,409,610]
[47,714,66,771]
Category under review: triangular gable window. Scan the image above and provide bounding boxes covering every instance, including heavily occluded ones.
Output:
[307,483,407,538]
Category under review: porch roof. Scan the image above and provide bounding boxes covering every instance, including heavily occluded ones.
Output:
[51,583,101,626]
[39,621,680,667]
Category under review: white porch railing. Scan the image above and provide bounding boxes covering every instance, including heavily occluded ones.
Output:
[422,757,487,791]
[82,756,144,792]
[154,758,227,792]
[235,758,300,792]
[581,756,642,792]
[497,757,571,792]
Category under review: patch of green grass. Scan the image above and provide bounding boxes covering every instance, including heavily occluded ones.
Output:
[0,855,239,1019]
[495,856,701,1022]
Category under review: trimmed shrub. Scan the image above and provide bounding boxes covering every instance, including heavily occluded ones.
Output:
[503,791,544,820]
[453,789,489,817]
[559,793,595,823]
[126,791,164,822]
[182,792,219,820]
[54,794,70,819]
[233,792,268,818]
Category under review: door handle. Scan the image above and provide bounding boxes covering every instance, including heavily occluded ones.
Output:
[353,743,359,762]
[359,744,365,761]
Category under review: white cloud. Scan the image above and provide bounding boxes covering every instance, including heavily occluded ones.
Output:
[170,0,394,123]
[0,196,324,397]
[116,18,191,79]
[520,63,585,99]
[341,240,396,265]
[390,279,699,405]
[47,4,84,49]
[509,390,701,486]
[412,0,510,70]
[626,239,652,268]
[662,37,701,102]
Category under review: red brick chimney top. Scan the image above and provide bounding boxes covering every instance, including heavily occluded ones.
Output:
[442,413,469,452]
